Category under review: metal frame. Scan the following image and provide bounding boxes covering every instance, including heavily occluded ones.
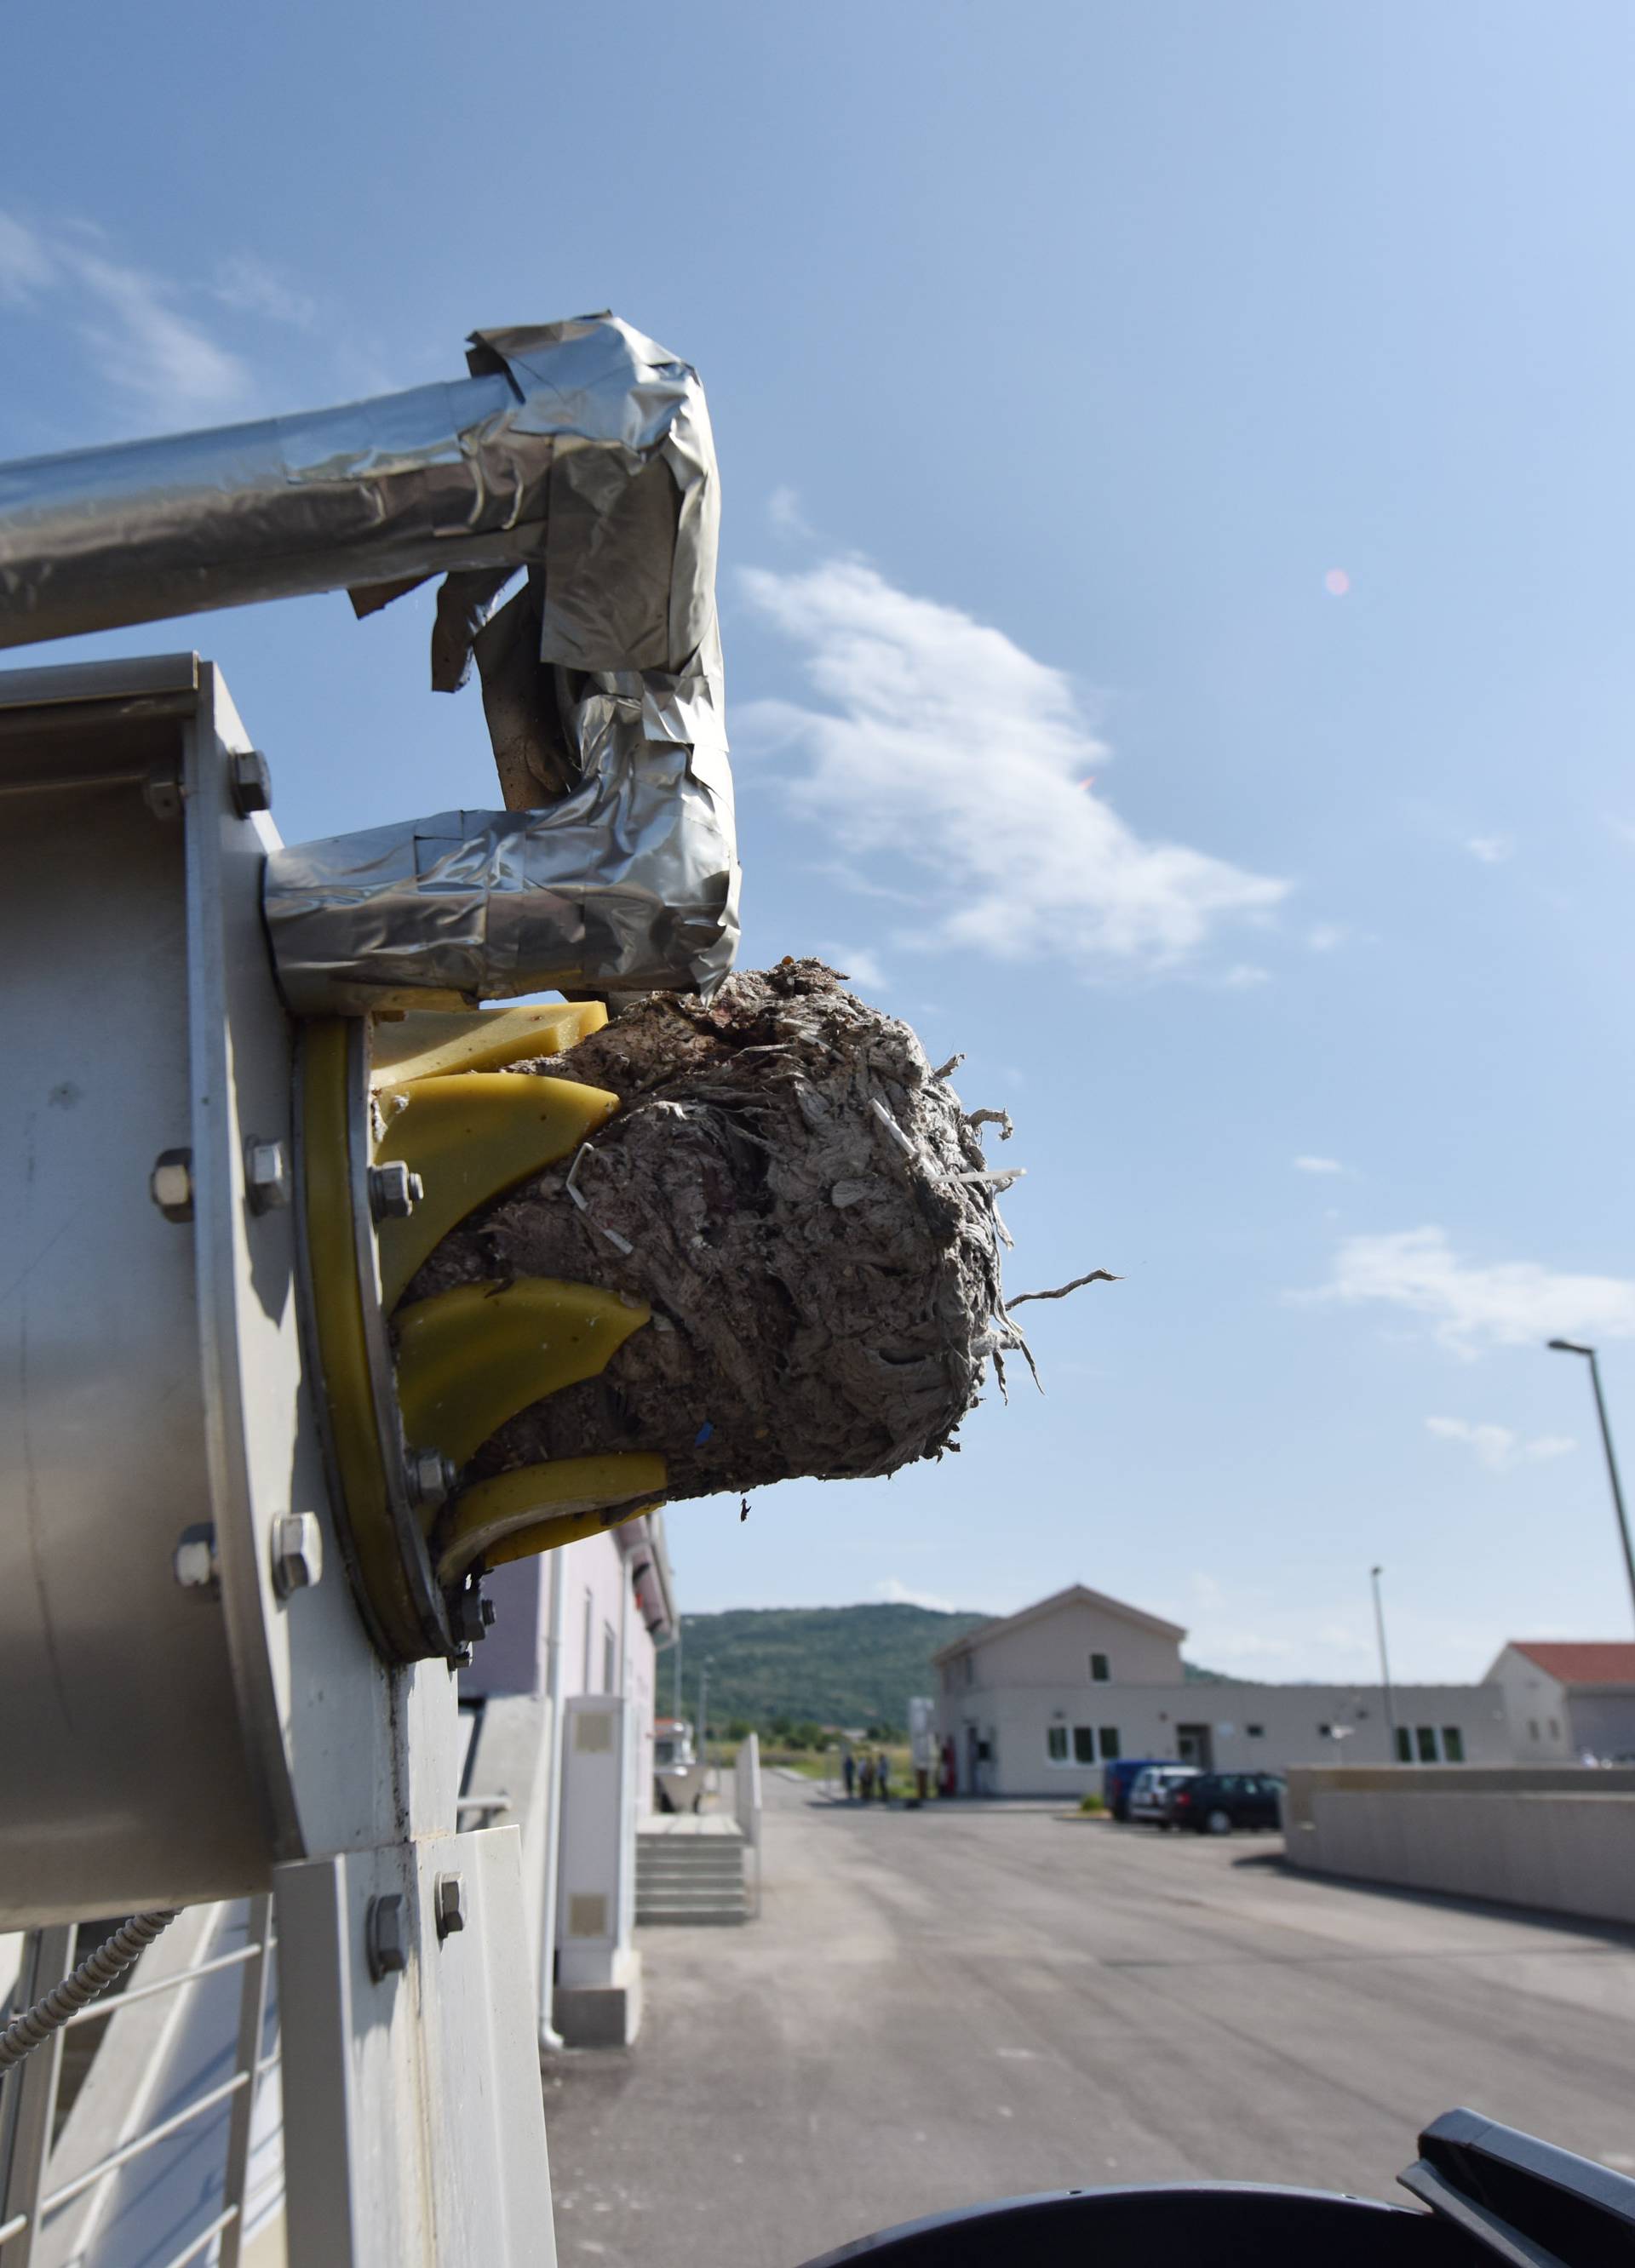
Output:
[0,1898,276,2268]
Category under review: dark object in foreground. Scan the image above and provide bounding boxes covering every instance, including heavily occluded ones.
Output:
[796,2109,1635,2267]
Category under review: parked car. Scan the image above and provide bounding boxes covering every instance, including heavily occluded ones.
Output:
[1127,1765,1200,1828]
[1168,1772,1284,1835]
[1100,1756,1169,1823]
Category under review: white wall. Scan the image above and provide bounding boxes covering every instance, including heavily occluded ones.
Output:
[938,1678,1514,1796]
[944,1593,1185,1695]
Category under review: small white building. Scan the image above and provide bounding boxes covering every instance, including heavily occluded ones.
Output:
[1485,1641,1635,1763]
[932,1584,1513,1796]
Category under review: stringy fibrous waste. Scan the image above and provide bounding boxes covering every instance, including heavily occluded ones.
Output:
[402,959,1026,1505]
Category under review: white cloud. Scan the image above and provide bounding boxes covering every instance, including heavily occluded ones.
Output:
[740,560,1288,978]
[1310,1226,1635,1354]
[1294,1155,1344,1175]
[1466,833,1514,864]
[818,941,887,991]
[0,209,247,419]
[873,1577,956,1612]
[1306,923,1347,952]
[211,253,315,329]
[767,484,812,537]
[1218,962,1271,989]
[1426,1416,1576,1474]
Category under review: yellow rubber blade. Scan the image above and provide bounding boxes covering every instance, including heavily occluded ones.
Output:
[371,1000,607,1091]
[374,1072,621,1312]
[435,1458,667,1585]
[394,1276,651,1475]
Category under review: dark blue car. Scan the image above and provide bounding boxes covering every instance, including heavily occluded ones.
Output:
[1100,1756,1169,1823]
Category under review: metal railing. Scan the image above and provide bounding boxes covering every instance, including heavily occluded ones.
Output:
[0,1894,276,2268]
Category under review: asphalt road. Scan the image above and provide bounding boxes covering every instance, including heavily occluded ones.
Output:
[542,1776,1635,2266]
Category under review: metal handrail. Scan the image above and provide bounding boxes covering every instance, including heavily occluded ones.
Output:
[61,1939,268,2028]
[0,2214,26,2247]
[40,2071,249,2216]
[456,1791,511,1812]
[158,2202,238,2268]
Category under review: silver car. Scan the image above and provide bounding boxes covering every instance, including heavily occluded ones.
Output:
[1127,1764,1201,1830]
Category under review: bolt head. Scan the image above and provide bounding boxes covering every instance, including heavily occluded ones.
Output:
[369,1161,423,1221]
[229,747,273,816]
[271,1509,323,1599]
[245,1138,291,1214]
[434,1871,467,1940]
[365,1893,408,1982]
[174,1524,220,1596]
[150,1148,195,1223]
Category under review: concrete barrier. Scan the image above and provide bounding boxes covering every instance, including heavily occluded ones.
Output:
[1282,1765,1635,1926]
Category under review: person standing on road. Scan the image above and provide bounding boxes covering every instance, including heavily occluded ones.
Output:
[842,1748,856,1801]
[859,1751,876,1801]
[876,1751,891,1805]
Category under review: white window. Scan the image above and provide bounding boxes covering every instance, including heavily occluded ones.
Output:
[1090,1652,1110,1683]
[1073,1727,1095,1764]
[1247,1724,1265,1739]
[1099,1727,1122,1761]
[1528,1719,1540,1744]
[1046,1726,1069,1763]
[1548,1717,1560,1740]
[1441,1727,1465,1762]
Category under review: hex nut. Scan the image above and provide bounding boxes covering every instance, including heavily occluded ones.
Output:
[434,1871,467,1941]
[150,1148,195,1224]
[229,747,273,816]
[271,1510,324,1600]
[245,1138,291,1214]
[174,1523,221,1598]
[365,1893,408,1983]
[368,1161,423,1221]
[407,1449,456,1509]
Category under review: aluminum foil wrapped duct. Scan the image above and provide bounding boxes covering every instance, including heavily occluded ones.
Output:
[264,662,737,1013]
[0,313,740,1004]
[0,315,719,678]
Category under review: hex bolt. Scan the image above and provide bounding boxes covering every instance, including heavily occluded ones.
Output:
[407,1449,457,1509]
[433,1871,467,1941]
[365,1893,408,1983]
[271,1510,324,1600]
[150,1148,195,1224]
[229,747,273,816]
[368,1161,423,1221]
[174,1523,221,1599]
[244,1138,291,1215]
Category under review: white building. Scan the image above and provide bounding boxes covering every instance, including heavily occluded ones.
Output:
[459,1513,676,2043]
[1485,1641,1635,1762]
[932,1584,1514,1796]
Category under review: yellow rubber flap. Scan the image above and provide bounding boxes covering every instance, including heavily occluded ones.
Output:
[394,1276,651,1474]
[375,1072,620,1312]
[435,1458,667,1585]
[371,1000,607,1091]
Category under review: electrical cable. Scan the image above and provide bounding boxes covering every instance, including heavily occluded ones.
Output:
[0,1910,179,2073]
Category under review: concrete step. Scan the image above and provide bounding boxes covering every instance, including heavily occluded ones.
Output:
[637,1858,744,1881]
[638,1909,748,1927]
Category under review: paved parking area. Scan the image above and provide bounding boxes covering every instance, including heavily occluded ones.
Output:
[542,1779,1635,2266]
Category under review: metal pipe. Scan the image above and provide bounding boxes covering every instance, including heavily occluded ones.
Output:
[60,1939,262,2027]
[158,2205,239,2268]
[536,1547,570,2053]
[0,317,716,677]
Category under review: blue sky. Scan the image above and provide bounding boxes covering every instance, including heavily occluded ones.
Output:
[5,3,1635,1681]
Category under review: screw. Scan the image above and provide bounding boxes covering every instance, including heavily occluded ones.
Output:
[229,748,273,816]
[142,770,183,822]
[174,1524,220,1599]
[407,1450,457,1509]
[434,1871,467,1941]
[244,1138,290,1214]
[271,1510,323,1600]
[450,1578,491,1646]
[365,1893,408,1982]
[150,1148,195,1223]
[368,1161,423,1221]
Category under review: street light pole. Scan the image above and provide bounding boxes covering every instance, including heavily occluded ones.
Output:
[1370,1566,1397,1758]
[1547,1341,1635,1634]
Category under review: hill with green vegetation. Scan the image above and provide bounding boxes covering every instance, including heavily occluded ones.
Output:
[674,1603,986,1739]
[670,1601,1237,1739]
